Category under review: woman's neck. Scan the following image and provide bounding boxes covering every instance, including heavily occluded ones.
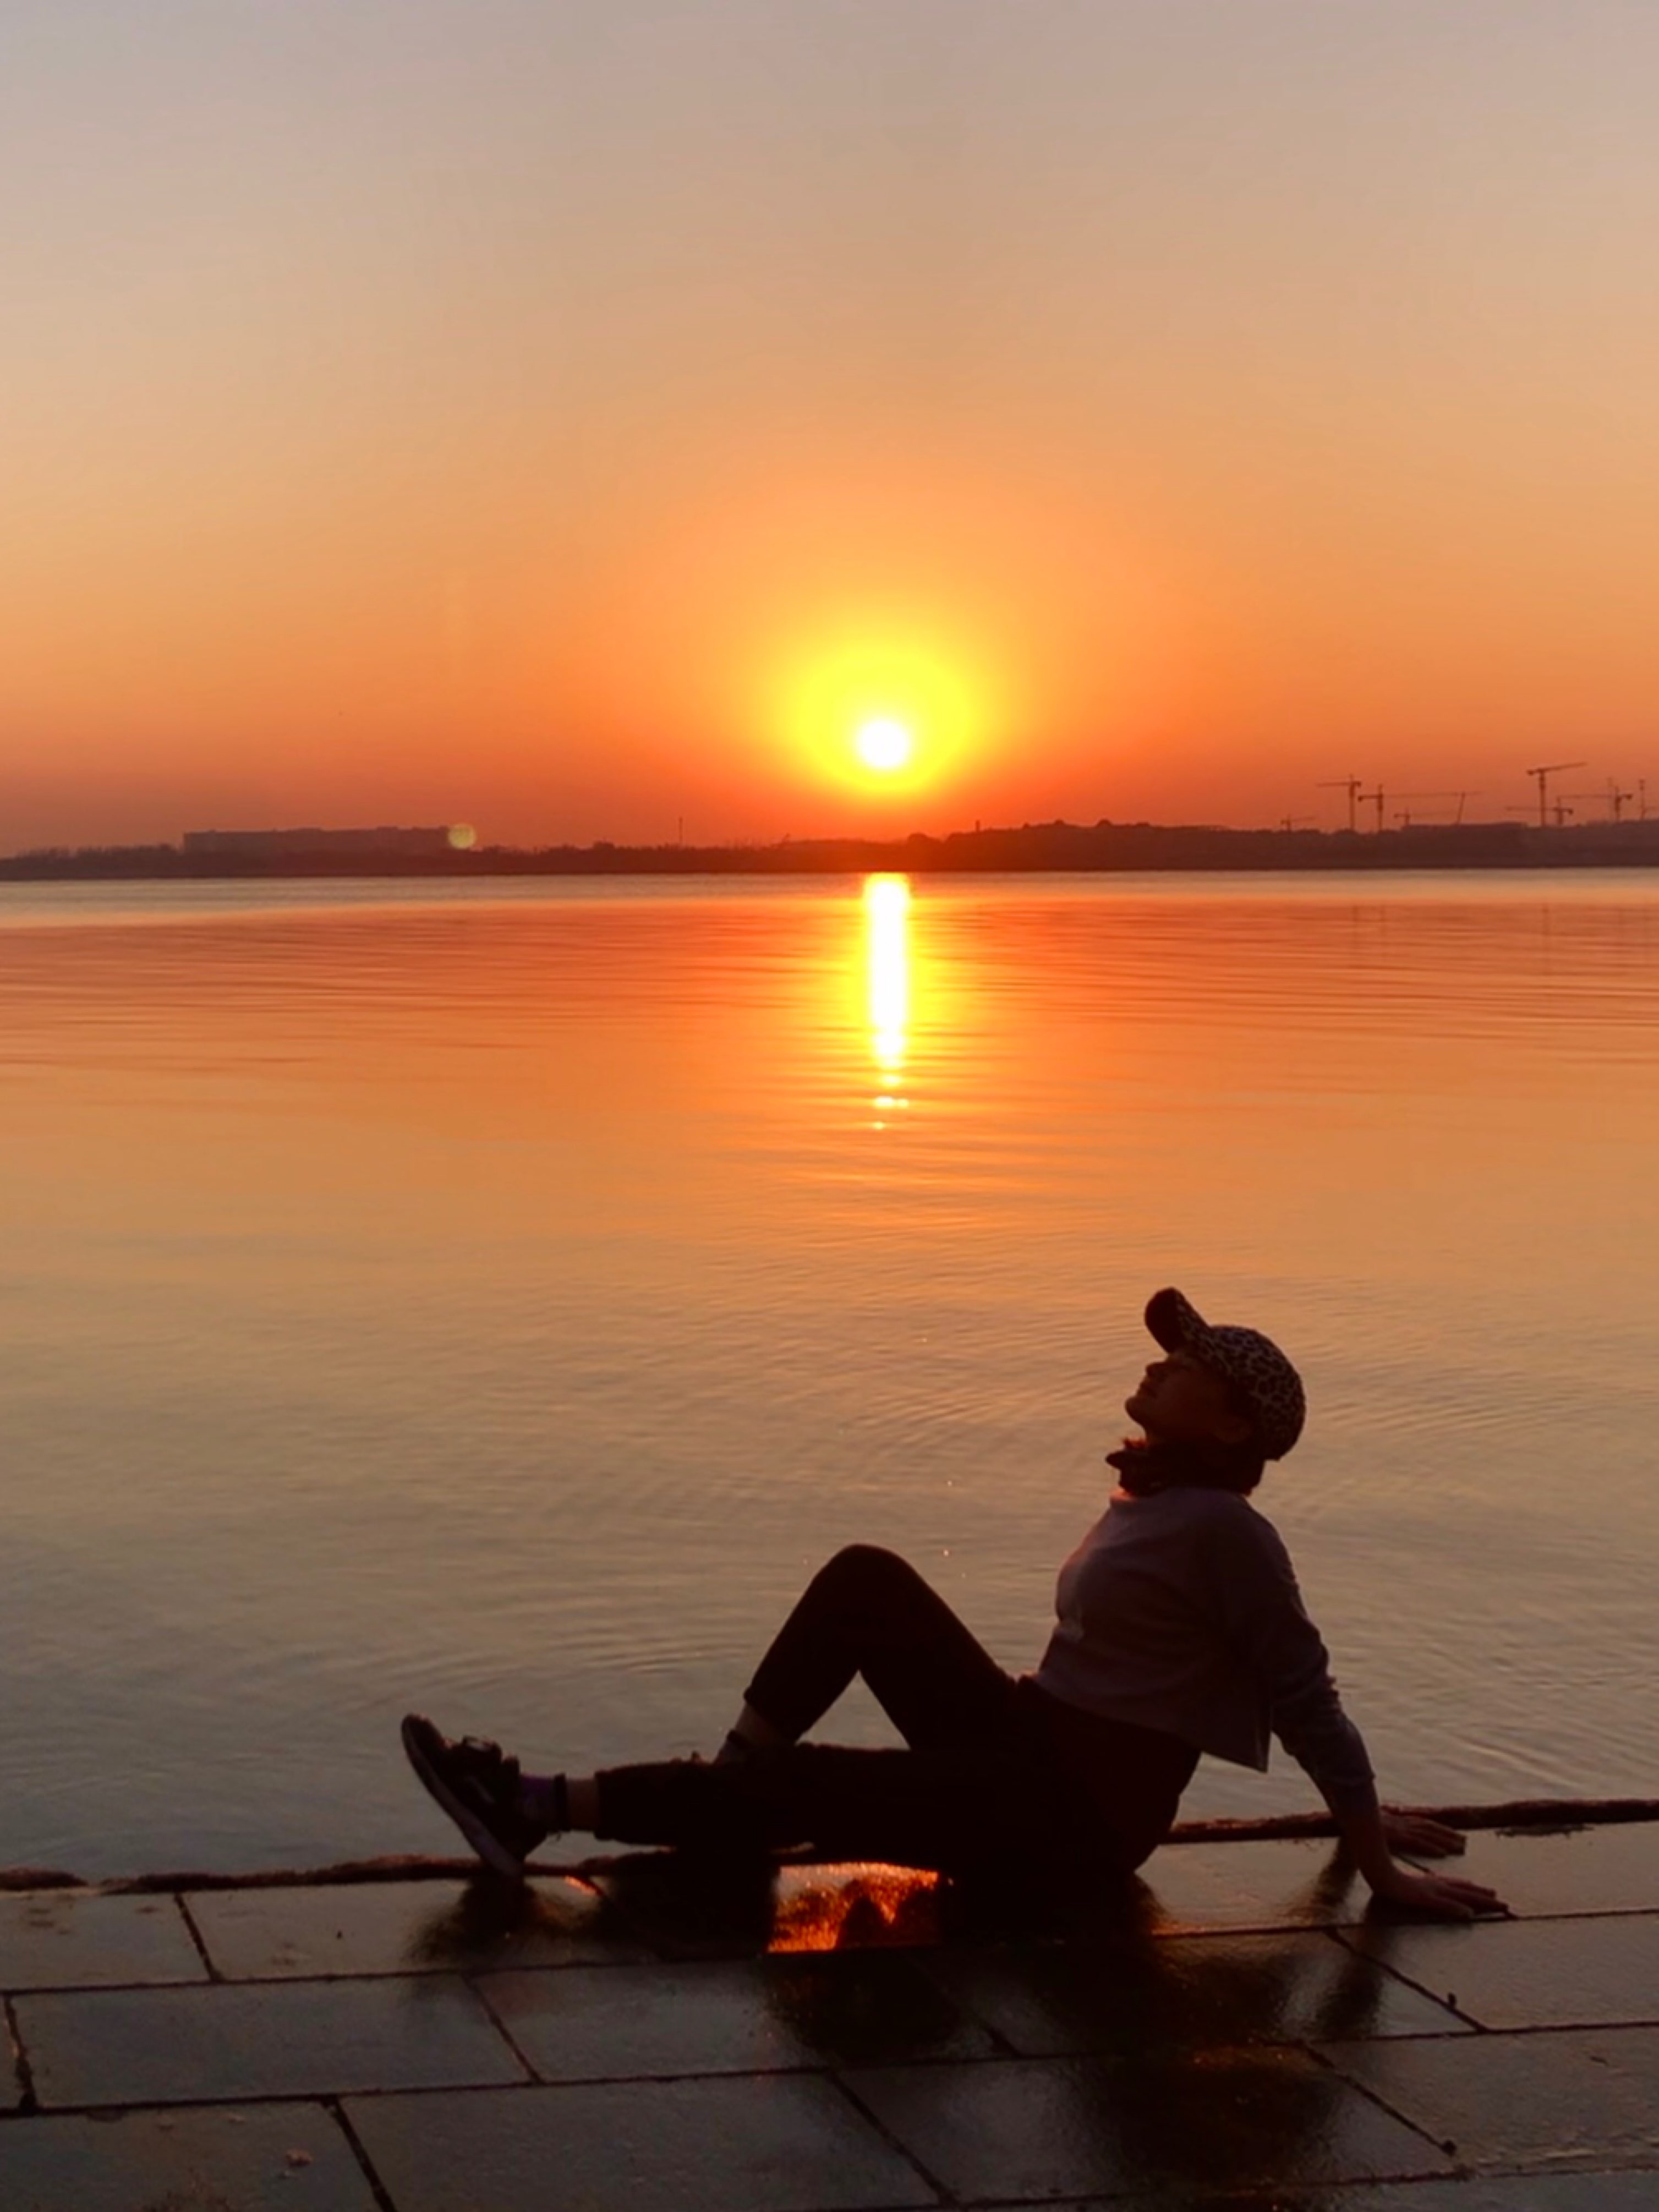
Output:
[1108,1434,1261,1497]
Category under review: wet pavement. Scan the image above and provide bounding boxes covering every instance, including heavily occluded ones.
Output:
[1,1818,1656,2209]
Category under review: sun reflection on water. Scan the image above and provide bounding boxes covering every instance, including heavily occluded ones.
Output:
[863,873,912,1125]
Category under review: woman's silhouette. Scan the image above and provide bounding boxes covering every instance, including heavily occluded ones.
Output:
[403,1287,1503,1921]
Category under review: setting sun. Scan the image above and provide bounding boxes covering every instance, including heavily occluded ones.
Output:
[855,718,914,774]
[765,626,990,811]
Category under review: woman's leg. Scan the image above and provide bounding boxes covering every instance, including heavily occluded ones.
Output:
[409,1549,1021,1876]
[591,1742,1050,1873]
[565,1704,1196,1878]
[736,1544,1016,1750]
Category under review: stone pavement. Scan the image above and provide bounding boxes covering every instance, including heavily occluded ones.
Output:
[1,1817,1657,2210]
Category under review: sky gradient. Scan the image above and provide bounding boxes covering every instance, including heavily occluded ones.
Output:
[5,1,1658,848]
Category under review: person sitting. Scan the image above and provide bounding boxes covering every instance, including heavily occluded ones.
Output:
[402,1286,1505,1920]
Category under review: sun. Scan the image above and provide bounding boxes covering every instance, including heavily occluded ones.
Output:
[853,716,914,774]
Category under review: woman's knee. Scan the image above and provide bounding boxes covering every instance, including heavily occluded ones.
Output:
[817,1543,919,1601]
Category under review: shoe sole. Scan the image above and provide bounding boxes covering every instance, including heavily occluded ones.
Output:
[400,1715,529,1879]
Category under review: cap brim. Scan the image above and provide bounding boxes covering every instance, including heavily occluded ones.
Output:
[1146,1286,1211,1353]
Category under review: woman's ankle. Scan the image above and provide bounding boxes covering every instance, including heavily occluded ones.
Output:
[719,1702,790,1758]
[518,1773,599,1832]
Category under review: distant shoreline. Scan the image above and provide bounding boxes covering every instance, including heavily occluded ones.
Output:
[6,818,1659,881]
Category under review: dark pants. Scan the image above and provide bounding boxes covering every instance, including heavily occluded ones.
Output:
[595,1545,1197,1880]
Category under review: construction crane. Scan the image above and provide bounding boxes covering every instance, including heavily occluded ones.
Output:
[1525,760,1586,828]
[1559,779,1636,823]
[1278,814,1316,832]
[1357,786,1387,833]
[1317,777,1365,834]
[1391,790,1483,828]
[1507,800,1578,827]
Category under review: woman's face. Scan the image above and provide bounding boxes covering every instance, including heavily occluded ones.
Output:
[1125,1346,1253,1448]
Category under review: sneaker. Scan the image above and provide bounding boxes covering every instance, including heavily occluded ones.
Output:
[401,1713,549,1877]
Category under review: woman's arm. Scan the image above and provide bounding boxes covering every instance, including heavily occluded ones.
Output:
[1207,1507,1508,1918]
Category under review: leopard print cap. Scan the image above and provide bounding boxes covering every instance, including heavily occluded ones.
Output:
[1144,1286,1307,1461]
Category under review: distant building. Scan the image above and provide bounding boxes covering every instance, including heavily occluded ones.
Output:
[180,825,473,858]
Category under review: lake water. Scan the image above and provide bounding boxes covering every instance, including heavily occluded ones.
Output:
[3,870,1657,1876]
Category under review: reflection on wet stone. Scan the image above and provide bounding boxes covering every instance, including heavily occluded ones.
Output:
[760,1950,990,2066]
[1138,1837,1372,1931]
[769,1861,944,1951]
[188,1874,637,1980]
[1326,2023,1659,2172]
[480,1952,990,2080]
[402,1874,631,1971]
[845,2046,1450,2202]
[1341,1909,1659,2032]
[927,1925,1468,2058]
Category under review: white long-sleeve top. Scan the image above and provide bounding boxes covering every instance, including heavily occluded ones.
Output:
[1031,1483,1379,1818]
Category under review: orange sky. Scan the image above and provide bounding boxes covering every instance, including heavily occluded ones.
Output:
[4,1,1659,850]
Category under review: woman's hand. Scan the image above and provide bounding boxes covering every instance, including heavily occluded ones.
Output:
[1379,1809,1469,1860]
[1339,1804,1509,1919]
[1368,1859,1509,1921]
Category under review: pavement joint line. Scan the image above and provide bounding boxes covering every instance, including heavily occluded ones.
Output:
[824,2064,961,2208]
[2,1974,227,1997]
[1427,1904,1659,1924]
[171,1888,223,1980]
[1397,2014,1659,2038]
[1434,2161,1659,2184]
[1322,1932,1490,2032]
[1311,2030,1483,2044]
[1,1994,35,2114]
[460,1969,553,2084]
[7,2011,1652,2121]
[324,2094,401,2212]
[2,1965,485,1999]
[2,2060,999,2117]
[1300,2039,1465,2168]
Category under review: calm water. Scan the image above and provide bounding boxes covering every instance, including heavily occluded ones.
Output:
[3,870,1658,1875]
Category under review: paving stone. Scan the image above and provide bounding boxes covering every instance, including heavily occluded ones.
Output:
[925,1928,1468,2057]
[841,2050,1451,2201]
[0,2101,377,2211]
[0,1890,205,1990]
[1339,1914,1659,2030]
[482,1952,993,2079]
[187,1874,642,1980]
[1402,1820,1659,1919]
[15,1975,526,2107]
[1326,2024,1659,2170]
[1139,1838,1373,1932]
[345,2076,940,2211]
[1265,2173,1659,2210]
[972,2187,1659,2212]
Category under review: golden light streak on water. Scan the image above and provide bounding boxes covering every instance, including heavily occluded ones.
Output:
[863,874,912,1123]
